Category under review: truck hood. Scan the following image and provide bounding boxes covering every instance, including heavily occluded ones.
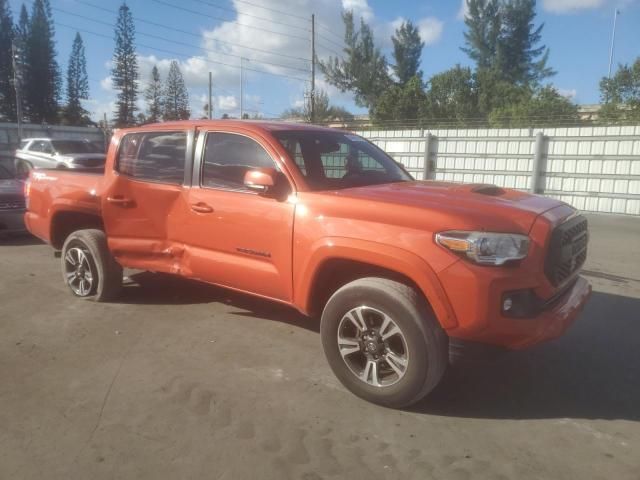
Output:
[332,181,567,233]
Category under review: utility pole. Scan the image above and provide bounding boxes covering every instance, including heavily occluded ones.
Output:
[608,8,620,79]
[240,57,246,119]
[208,71,213,119]
[310,13,316,124]
[11,41,24,141]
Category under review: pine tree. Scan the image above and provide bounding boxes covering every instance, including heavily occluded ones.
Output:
[391,20,424,85]
[24,0,60,123]
[162,60,190,121]
[499,0,554,85]
[319,11,391,111]
[63,32,89,125]
[13,4,29,120]
[461,0,502,71]
[144,65,162,123]
[0,0,16,121]
[112,2,138,127]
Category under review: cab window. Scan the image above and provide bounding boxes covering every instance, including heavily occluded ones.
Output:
[201,132,279,192]
[116,131,186,185]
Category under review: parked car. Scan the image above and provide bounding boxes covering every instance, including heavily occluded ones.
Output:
[24,120,591,408]
[0,164,26,236]
[15,138,106,174]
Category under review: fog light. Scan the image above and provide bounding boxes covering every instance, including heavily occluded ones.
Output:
[503,297,513,311]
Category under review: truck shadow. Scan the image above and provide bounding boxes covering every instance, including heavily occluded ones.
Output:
[0,233,43,246]
[415,290,640,421]
[120,271,318,332]
[119,273,639,420]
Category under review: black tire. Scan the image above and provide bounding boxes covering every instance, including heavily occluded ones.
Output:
[15,159,33,177]
[320,277,448,408]
[61,229,123,302]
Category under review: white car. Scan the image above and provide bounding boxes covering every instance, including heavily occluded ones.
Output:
[15,138,106,174]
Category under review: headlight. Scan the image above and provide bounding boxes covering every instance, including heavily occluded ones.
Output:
[435,231,530,266]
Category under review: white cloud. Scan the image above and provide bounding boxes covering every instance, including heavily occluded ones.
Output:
[558,88,578,99]
[457,0,469,20]
[100,76,113,92]
[342,0,374,22]
[542,0,606,13]
[417,17,444,45]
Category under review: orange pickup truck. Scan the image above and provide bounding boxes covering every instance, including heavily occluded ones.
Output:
[25,120,591,407]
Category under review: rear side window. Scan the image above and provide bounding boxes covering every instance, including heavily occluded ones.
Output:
[201,132,277,191]
[117,131,186,185]
[29,140,51,153]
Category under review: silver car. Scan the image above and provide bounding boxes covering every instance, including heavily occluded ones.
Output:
[15,138,106,173]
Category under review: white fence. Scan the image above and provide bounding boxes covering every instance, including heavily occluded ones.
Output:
[358,125,640,216]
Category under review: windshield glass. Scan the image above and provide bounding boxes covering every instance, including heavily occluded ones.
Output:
[51,140,102,154]
[273,130,412,191]
[0,165,14,179]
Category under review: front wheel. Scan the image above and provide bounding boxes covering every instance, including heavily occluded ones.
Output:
[320,277,448,408]
[61,229,123,301]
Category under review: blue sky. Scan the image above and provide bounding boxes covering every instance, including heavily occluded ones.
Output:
[8,0,640,121]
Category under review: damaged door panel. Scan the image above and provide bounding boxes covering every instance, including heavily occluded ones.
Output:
[101,129,193,272]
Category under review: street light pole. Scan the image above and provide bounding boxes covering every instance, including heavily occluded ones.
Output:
[208,71,213,119]
[607,8,620,79]
[11,41,23,141]
[240,57,246,119]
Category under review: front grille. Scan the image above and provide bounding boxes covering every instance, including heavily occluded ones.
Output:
[544,215,589,286]
[544,214,588,286]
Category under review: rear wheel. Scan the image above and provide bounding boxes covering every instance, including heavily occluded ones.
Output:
[320,277,448,408]
[61,229,122,301]
[15,159,33,177]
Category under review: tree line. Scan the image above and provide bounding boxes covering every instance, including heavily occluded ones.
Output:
[0,0,190,128]
[318,0,640,127]
[0,0,88,125]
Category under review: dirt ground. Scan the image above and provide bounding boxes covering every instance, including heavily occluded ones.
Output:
[1,213,639,480]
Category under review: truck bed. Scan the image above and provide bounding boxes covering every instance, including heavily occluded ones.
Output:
[25,169,104,245]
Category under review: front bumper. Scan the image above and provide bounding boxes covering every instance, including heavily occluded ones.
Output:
[440,255,591,349]
[0,209,27,234]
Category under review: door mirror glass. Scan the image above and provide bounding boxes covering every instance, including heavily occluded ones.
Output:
[244,168,276,192]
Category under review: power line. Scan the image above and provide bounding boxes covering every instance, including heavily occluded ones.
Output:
[151,0,310,43]
[54,7,310,74]
[55,21,310,83]
[227,0,309,22]
[74,0,311,64]
[184,0,311,34]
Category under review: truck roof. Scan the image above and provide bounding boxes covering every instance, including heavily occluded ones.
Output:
[121,120,346,134]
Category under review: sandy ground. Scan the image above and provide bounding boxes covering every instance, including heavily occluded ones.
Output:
[1,213,639,480]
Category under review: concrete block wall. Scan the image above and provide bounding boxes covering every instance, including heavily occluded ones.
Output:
[358,126,640,216]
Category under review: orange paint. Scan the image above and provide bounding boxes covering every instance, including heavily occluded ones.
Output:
[25,120,591,349]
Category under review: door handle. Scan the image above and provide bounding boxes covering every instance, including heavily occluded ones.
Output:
[106,196,134,207]
[191,202,214,213]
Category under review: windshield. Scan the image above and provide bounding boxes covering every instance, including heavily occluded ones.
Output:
[51,140,103,154]
[0,165,14,180]
[273,130,412,191]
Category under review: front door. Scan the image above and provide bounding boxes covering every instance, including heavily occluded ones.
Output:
[177,130,295,301]
[101,129,189,272]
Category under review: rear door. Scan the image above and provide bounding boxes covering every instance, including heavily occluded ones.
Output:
[175,128,296,301]
[101,128,193,272]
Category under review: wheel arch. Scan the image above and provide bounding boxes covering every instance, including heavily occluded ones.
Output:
[50,209,104,250]
[295,238,457,330]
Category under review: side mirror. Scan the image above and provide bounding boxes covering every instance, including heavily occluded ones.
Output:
[244,168,276,193]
